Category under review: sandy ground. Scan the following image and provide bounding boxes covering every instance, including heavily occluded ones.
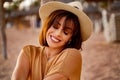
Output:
[0,27,120,80]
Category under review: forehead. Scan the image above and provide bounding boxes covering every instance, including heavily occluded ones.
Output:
[54,16,75,29]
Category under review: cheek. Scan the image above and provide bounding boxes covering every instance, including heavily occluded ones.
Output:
[46,27,53,35]
[46,27,54,40]
[47,27,54,33]
[64,35,72,42]
[46,29,50,40]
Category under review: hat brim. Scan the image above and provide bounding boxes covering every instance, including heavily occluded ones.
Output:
[39,1,93,41]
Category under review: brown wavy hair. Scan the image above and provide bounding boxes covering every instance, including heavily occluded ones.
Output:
[39,10,82,49]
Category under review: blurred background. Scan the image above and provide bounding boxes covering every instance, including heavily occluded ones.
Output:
[0,0,120,80]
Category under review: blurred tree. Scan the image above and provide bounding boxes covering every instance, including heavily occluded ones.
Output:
[6,0,12,2]
[31,0,41,7]
[85,0,114,10]
[41,0,57,5]
[0,0,7,59]
[0,0,23,59]
[7,0,23,11]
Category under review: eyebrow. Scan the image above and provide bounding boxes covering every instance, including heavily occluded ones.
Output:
[55,20,61,25]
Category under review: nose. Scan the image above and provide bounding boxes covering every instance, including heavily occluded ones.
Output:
[55,29,62,37]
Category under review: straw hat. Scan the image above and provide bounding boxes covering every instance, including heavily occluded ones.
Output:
[39,1,93,41]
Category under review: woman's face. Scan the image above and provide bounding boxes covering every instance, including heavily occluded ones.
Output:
[46,16,74,49]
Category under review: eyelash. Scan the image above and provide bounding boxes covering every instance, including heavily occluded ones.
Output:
[64,31,68,35]
[53,25,58,29]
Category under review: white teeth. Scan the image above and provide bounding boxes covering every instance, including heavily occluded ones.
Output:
[51,36,60,42]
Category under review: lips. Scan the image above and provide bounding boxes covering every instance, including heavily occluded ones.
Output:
[50,35,60,43]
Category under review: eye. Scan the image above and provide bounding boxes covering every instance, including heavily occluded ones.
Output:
[52,24,59,29]
[63,30,69,35]
[53,26,57,29]
[63,27,72,35]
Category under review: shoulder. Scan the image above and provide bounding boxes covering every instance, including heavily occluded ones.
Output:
[22,45,40,50]
[58,48,82,66]
[22,45,43,52]
[21,45,43,57]
[62,48,82,67]
[62,48,82,61]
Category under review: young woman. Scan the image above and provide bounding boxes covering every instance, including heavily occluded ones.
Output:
[11,1,93,80]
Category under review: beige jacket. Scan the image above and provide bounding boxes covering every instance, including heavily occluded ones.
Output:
[17,45,82,80]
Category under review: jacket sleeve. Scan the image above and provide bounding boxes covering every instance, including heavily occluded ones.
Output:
[11,45,31,80]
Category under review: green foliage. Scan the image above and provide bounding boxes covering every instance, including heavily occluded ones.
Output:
[31,0,40,7]
[99,1,108,9]
[5,0,24,11]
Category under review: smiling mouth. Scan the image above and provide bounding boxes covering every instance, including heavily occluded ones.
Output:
[50,35,60,43]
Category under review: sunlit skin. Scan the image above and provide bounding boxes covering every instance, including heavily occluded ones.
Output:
[45,16,74,60]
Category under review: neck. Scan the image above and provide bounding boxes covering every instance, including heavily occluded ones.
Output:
[44,46,63,60]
